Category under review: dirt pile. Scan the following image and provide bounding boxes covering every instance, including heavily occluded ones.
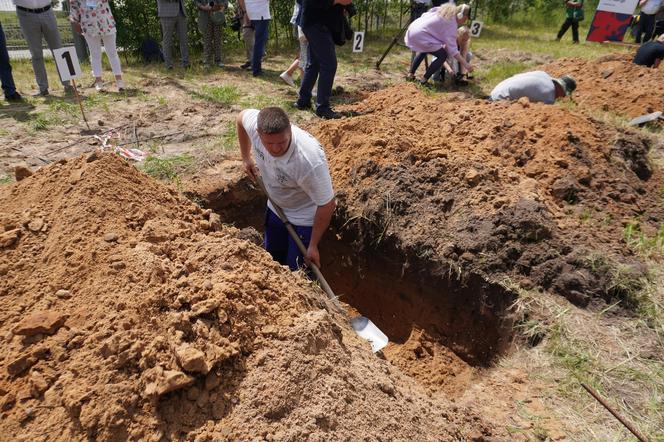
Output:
[541,53,664,118]
[311,84,664,306]
[0,153,494,441]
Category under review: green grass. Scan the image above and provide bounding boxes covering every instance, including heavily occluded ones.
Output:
[192,85,241,106]
[217,121,238,152]
[476,60,530,92]
[0,175,12,185]
[624,221,664,257]
[142,154,197,182]
[30,113,52,131]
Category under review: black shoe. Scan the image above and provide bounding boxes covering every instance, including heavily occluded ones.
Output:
[32,89,49,97]
[293,100,311,110]
[240,61,251,70]
[454,72,468,86]
[252,70,263,77]
[6,92,22,102]
[316,108,342,119]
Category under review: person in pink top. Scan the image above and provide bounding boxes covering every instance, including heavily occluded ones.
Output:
[70,0,125,92]
[405,3,473,85]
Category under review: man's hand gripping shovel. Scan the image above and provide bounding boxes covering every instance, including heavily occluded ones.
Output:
[253,174,388,353]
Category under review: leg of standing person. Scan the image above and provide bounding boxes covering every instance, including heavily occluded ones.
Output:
[571,18,579,43]
[213,23,222,65]
[176,14,189,67]
[199,12,212,67]
[251,19,269,76]
[0,22,19,100]
[421,48,447,82]
[409,52,427,76]
[297,32,317,109]
[16,9,49,94]
[264,208,289,266]
[101,33,124,88]
[643,13,656,42]
[241,25,254,68]
[300,24,337,117]
[41,8,71,91]
[557,17,573,40]
[161,17,176,69]
[83,33,104,88]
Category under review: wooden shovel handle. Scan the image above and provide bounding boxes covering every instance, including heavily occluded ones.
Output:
[255,176,338,302]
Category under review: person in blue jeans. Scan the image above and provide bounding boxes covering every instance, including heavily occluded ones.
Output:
[0,22,22,102]
[296,0,353,120]
[239,0,270,76]
[237,106,336,271]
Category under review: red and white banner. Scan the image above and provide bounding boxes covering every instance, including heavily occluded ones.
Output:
[587,0,639,42]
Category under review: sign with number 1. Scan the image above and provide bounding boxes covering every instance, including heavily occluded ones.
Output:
[352,31,365,53]
[470,21,483,38]
[53,47,82,82]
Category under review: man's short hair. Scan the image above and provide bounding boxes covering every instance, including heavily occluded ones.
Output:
[257,107,290,134]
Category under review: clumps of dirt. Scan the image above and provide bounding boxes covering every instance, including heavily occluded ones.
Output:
[541,53,664,118]
[311,84,664,306]
[0,153,493,441]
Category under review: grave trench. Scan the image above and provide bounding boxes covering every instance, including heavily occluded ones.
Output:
[195,178,517,395]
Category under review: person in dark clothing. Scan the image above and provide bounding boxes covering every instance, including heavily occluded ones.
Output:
[635,0,663,43]
[556,0,584,43]
[633,33,664,66]
[295,0,353,120]
[0,22,22,102]
[431,0,450,6]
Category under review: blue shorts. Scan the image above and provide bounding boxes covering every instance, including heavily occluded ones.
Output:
[264,207,313,271]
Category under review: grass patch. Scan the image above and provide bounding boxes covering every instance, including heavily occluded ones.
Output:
[624,220,664,257]
[476,60,531,92]
[142,154,196,182]
[217,121,238,152]
[0,175,12,185]
[30,113,52,131]
[193,85,241,106]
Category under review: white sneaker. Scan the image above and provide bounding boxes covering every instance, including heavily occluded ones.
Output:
[94,81,105,92]
[279,71,295,87]
[116,80,125,91]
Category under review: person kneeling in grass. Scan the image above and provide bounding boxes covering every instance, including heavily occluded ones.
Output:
[490,71,576,104]
[236,106,336,271]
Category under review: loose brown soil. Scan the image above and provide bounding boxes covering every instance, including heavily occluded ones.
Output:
[0,153,494,441]
[541,53,664,118]
[309,84,664,307]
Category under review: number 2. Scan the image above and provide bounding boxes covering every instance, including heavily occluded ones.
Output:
[355,34,362,51]
[61,51,76,76]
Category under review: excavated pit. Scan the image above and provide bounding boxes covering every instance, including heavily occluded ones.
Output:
[200,179,517,396]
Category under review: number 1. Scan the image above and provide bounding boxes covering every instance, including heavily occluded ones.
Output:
[61,51,75,76]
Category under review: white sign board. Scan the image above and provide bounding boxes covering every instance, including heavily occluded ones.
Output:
[470,21,483,38]
[53,47,82,82]
[596,0,639,14]
[352,31,365,53]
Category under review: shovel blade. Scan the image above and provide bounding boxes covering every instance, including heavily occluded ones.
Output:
[350,316,389,353]
[628,111,662,126]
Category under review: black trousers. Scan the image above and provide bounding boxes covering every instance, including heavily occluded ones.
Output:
[635,12,656,43]
[557,17,579,43]
[410,47,447,81]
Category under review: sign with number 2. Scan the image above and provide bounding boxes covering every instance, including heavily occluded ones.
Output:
[53,47,82,82]
[353,31,365,53]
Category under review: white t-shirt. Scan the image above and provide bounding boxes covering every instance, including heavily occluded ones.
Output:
[242,109,334,226]
[490,71,557,104]
[244,0,270,20]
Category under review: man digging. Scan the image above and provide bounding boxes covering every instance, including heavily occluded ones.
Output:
[236,106,336,271]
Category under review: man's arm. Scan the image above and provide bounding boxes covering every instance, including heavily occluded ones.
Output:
[306,198,336,268]
[236,111,258,181]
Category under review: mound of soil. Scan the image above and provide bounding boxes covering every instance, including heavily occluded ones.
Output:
[541,53,664,118]
[0,154,492,441]
[311,84,664,306]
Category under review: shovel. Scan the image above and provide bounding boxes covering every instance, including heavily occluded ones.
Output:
[628,111,663,126]
[255,176,388,353]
